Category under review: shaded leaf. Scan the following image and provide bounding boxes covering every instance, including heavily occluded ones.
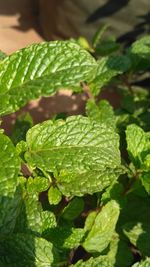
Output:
[0,234,54,267]
[123,222,150,256]
[62,197,84,221]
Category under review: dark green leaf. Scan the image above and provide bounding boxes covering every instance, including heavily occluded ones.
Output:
[62,197,84,221]
[0,234,54,266]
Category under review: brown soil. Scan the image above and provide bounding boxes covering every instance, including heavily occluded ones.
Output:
[0,0,87,133]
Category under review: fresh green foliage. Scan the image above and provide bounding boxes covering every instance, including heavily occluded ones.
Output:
[0,35,150,266]
[83,200,120,253]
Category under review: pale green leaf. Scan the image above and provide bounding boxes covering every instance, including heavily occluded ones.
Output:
[72,255,113,267]
[84,211,98,232]
[86,99,116,127]
[126,124,150,168]
[27,176,49,193]
[132,258,150,267]
[0,133,20,196]
[41,211,57,233]
[83,200,120,253]
[0,41,97,116]
[48,186,62,205]
[131,36,150,56]
[25,116,121,197]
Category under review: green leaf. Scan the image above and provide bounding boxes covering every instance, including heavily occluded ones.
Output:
[86,99,116,128]
[44,227,85,250]
[131,36,150,56]
[126,124,150,168]
[15,178,56,235]
[90,55,131,96]
[25,116,121,197]
[123,222,150,256]
[14,187,43,235]
[83,200,120,253]
[72,255,113,267]
[84,211,98,232]
[0,133,20,234]
[62,197,84,221]
[95,39,120,56]
[129,35,150,71]
[101,182,125,207]
[0,234,54,266]
[0,133,20,196]
[118,194,150,229]
[11,113,33,145]
[107,233,133,267]
[41,211,57,233]
[92,24,109,48]
[0,50,6,61]
[0,41,97,116]
[27,176,49,193]
[140,172,150,194]
[132,258,150,267]
[48,186,62,205]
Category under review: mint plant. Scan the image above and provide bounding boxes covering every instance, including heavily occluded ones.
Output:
[0,35,150,266]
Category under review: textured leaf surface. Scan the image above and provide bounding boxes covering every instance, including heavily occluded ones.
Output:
[0,41,97,116]
[123,222,150,256]
[0,133,20,234]
[0,133,20,196]
[72,256,113,267]
[131,36,150,56]
[25,116,121,196]
[86,99,116,127]
[14,179,56,235]
[90,55,131,95]
[126,124,150,168]
[44,227,85,250]
[48,186,62,205]
[83,200,120,253]
[14,189,43,235]
[0,234,54,267]
[27,176,49,193]
[132,258,150,267]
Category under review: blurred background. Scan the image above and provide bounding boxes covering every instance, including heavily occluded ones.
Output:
[0,0,149,53]
[0,0,150,132]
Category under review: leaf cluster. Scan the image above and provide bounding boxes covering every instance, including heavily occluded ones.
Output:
[0,33,150,266]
